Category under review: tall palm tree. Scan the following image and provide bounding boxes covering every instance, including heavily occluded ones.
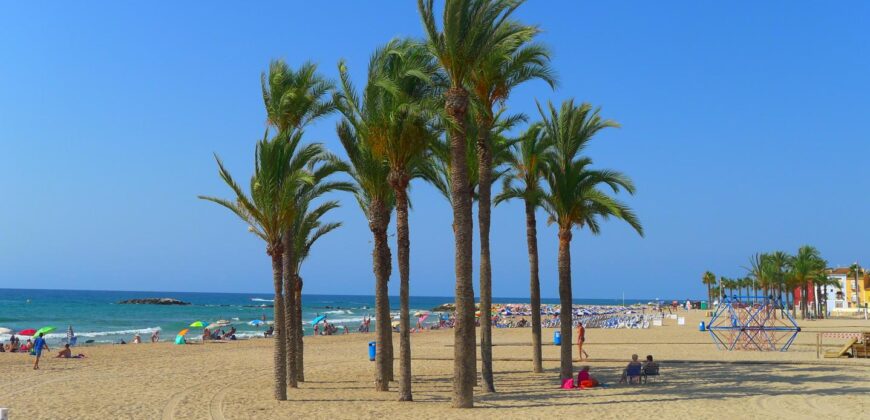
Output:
[335,62,397,392]
[768,251,791,309]
[702,271,717,305]
[289,156,352,382]
[261,59,336,388]
[418,0,525,406]
[494,123,551,373]
[468,21,555,393]
[791,245,824,319]
[538,99,643,381]
[199,135,311,401]
[347,38,442,401]
[847,263,863,308]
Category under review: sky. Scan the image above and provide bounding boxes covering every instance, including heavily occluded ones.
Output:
[1,1,868,300]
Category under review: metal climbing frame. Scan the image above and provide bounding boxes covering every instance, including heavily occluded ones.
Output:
[706,296,801,352]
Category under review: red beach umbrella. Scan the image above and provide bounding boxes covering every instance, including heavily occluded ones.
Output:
[19,329,36,336]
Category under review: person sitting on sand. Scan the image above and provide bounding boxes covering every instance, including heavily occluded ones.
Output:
[264,326,274,338]
[55,343,86,358]
[619,354,643,384]
[151,330,160,343]
[133,334,141,344]
[202,328,211,341]
[576,365,599,388]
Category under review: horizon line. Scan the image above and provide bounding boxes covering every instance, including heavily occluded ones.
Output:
[0,287,690,302]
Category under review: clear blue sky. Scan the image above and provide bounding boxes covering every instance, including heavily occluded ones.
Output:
[1,1,868,299]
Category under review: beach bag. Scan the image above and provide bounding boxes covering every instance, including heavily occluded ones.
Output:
[561,378,575,389]
[580,379,599,388]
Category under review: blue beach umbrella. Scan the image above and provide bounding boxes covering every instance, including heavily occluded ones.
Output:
[312,315,327,325]
[249,320,264,326]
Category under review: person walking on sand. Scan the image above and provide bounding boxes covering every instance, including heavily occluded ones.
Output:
[33,333,49,370]
[576,321,589,361]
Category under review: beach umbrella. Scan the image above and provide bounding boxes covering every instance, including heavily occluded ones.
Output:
[312,315,327,325]
[177,328,190,337]
[189,321,205,328]
[391,320,400,328]
[0,327,12,334]
[206,320,231,330]
[66,325,75,341]
[249,320,264,326]
[19,329,36,336]
[36,326,56,336]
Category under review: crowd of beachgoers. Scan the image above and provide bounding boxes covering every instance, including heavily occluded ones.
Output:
[1,302,687,353]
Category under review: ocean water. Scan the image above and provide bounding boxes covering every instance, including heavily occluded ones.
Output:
[0,288,649,345]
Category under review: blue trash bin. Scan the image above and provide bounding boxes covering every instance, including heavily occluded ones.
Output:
[553,331,561,345]
[699,321,706,331]
[368,341,376,361]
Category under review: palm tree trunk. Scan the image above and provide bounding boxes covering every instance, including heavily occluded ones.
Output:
[282,234,298,389]
[706,284,711,307]
[446,87,475,408]
[295,276,304,381]
[476,118,495,393]
[525,200,543,373]
[370,199,393,392]
[394,183,413,401]
[270,249,287,400]
[557,227,573,381]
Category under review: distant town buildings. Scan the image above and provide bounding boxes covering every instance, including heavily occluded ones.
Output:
[825,267,868,311]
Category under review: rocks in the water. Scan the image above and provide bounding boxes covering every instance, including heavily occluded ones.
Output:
[118,298,190,306]
[431,303,455,312]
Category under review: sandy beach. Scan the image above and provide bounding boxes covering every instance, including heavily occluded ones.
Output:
[3,310,868,419]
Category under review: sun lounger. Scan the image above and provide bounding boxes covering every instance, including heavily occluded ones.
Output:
[824,338,857,358]
[851,333,870,359]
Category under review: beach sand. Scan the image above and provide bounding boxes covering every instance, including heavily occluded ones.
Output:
[2,310,868,419]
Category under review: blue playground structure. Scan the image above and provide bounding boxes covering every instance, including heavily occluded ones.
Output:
[705,295,800,352]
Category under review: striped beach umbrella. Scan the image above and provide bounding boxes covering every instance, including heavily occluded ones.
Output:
[66,325,75,342]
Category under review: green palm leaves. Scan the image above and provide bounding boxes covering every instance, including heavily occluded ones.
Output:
[262,60,335,134]
[538,99,643,236]
[199,133,314,252]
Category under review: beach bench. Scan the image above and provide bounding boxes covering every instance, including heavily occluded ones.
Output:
[824,338,857,358]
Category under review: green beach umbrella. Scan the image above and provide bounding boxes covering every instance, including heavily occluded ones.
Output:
[36,326,56,335]
[189,321,206,328]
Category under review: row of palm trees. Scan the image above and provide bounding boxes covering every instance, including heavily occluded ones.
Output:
[201,0,643,408]
[702,245,839,319]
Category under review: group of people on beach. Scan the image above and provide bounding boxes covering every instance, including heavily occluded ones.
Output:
[1,333,86,370]
[564,353,660,389]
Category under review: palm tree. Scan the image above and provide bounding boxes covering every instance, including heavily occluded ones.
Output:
[768,251,791,309]
[261,59,336,388]
[847,263,863,308]
[199,136,311,401]
[418,0,526,406]
[495,123,551,373]
[468,21,555,393]
[702,271,717,305]
[791,245,824,319]
[335,62,397,392]
[347,38,442,401]
[538,99,643,381]
[289,155,352,382]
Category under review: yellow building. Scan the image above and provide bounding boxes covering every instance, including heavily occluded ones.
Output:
[829,267,870,308]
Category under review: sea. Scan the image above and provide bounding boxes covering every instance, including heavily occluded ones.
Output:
[0,288,651,345]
